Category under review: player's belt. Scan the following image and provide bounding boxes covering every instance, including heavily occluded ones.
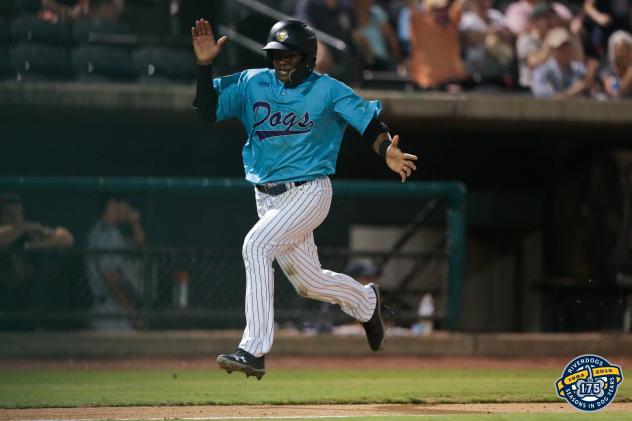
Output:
[255,180,308,196]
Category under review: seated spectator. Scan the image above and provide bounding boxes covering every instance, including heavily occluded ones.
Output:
[300,0,356,77]
[602,30,632,97]
[409,0,468,90]
[459,0,514,85]
[531,27,599,98]
[0,193,73,326]
[583,0,631,58]
[353,0,405,73]
[505,0,573,36]
[39,0,89,23]
[86,194,145,331]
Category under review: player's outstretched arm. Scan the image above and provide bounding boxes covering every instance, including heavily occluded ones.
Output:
[191,19,226,122]
[191,19,228,65]
[373,133,418,182]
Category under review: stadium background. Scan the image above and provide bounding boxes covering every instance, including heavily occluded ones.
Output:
[2,1,632,420]
[0,0,632,342]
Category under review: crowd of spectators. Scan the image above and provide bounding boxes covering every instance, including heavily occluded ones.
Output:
[295,0,631,97]
[1,0,631,98]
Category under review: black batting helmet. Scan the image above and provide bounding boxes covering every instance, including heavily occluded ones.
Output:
[262,20,317,86]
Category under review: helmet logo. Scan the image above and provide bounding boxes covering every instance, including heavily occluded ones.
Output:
[275,30,289,42]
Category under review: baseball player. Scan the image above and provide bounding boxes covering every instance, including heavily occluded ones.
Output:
[191,19,417,380]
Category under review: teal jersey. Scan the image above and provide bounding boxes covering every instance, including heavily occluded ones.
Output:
[213,69,382,184]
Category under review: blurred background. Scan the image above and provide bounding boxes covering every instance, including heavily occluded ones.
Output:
[0,0,631,337]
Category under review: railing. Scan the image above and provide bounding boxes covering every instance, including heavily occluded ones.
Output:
[217,24,266,57]
[231,0,347,52]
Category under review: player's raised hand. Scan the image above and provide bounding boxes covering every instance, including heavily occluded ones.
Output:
[386,135,418,182]
[191,19,228,65]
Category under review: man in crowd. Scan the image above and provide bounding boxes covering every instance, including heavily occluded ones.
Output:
[531,27,598,98]
[86,194,145,331]
[516,2,556,89]
[408,0,468,90]
[459,0,514,85]
[0,193,74,327]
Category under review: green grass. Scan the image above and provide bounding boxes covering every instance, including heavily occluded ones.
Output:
[0,367,631,409]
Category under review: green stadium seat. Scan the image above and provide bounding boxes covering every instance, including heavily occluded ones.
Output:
[72,17,130,43]
[0,0,40,16]
[10,15,71,45]
[9,43,71,79]
[0,0,11,16]
[71,45,135,80]
[0,16,8,43]
[0,46,12,78]
[132,46,195,84]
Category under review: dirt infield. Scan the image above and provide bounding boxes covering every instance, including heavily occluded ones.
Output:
[1,403,631,420]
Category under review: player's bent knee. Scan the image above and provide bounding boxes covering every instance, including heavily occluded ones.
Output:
[242,237,275,260]
[293,282,315,298]
[279,264,313,298]
[290,279,318,299]
[294,285,310,298]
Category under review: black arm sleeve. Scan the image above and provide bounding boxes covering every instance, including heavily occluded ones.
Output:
[362,117,389,143]
[193,64,218,122]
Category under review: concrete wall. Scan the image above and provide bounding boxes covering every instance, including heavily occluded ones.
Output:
[3,331,632,358]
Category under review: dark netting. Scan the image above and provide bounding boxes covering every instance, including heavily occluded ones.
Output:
[0,177,465,331]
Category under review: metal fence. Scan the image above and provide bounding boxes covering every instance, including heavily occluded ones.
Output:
[0,177,466,331]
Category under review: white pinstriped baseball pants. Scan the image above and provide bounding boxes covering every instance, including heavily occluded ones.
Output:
[238,177,377,357]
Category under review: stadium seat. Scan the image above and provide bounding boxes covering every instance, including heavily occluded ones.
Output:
[0,0,40,16]
[132,46,195,84]
[10,15,71,44]
[0,0,11,16]
[9,43,71,79]
[71,45,135,81]
[72,17,131,43]
[0,46,12,78]
[361,69,413,90]
[0,16,8,43]
[15,71,53,82]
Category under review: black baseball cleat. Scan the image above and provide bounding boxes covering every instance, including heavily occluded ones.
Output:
[217,348,266,380]
[362,283,385,351]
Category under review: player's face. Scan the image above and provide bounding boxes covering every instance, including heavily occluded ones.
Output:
[271,50,303,83]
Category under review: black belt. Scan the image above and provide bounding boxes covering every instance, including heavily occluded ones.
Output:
[255,180,308,196]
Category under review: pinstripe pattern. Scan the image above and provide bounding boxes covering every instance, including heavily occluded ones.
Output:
[239,177,377,357]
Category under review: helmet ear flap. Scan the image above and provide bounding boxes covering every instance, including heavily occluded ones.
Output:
[307,54,316,71]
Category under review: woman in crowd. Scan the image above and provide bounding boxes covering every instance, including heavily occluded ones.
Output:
[602,30,632,97]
